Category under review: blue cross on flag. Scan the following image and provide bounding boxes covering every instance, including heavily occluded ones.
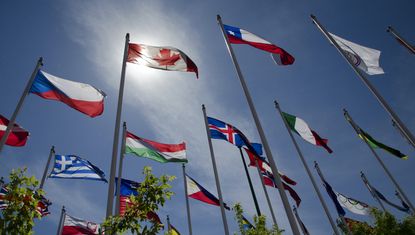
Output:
[49,155,107,182]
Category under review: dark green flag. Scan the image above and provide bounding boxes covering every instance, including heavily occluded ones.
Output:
[359,129,408,160]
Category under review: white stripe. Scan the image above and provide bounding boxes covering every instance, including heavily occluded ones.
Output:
[50,173,101,179]
[64,214,100,234]
[186,176,201,195]
[0,124,26,132]
[42,71,105,102]
[126,137,187,160]
[240,28,272,45]
[161,150,186,160]
[52,166,92,172]
[293,117,317,145]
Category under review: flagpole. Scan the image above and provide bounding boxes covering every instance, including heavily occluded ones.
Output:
[216,14,300,235]
[39,146,55,189]
[56,206,65,235]
[182,164,193,235]
[274,101,340,235]
[106,33,130,223]
[254,158,278,226]
[0,57,43,153]
[310,14,415,149]
[314,161,351,235]
[387,26,415,54]
[360,171,387,212]
[239,148,261,216]
[167,215,171,232]
[344,109,415,212]
[293,205,308,235]
[115,122,127,216]
[395,190,413,215]
[202,104,229,235]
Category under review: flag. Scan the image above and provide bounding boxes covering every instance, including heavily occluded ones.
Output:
[127,43,198,78]
[282,112,333,153]
[329,33,384,75]
[336,192,371,215]
[242,215,254,231]
[0,185,8,209]
[49,155,107,182]
[359,129,408,160]
[36,195,51,217]
[0,114,29,147]
[343,217,372,231]
[223,24,295,65]
[169,224,181,235]
[395,192,411,213]
[297,216,310,235]
[62,214,101,235]
[261,171,301,206]
[29,70,106,117]
[321,179,346,216]
[185,174,230,210]
[125,131,187,163]
[372,187,410,213]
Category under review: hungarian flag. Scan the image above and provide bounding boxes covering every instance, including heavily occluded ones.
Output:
[223,24,295,65]
[0,114,29,147]
[359,129,408,160]
[282,112,332,153]
[62,214,101,235]
[127,43,198,78]
[125,131,187,163]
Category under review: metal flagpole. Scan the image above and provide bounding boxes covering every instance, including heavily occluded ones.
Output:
[202,104,229,235]
[391,120,413,148]
[310,14,415,149]
[167,215,171,232]
[0,57,43,153]
[239,148,261,216]
[254,157,278,226]
[56,206,66,235]
[344,109,415,212]
[39,146,55,189]
[387,26,415,54]
[216,14,300,235]
[395,190,413,215]
[106,33,130,223]
[274,101,340,235]
[360,171,387,212]
[115,122,127,215]
[293,205,308,235]
[182,164,193,235]
[314,162,351,235]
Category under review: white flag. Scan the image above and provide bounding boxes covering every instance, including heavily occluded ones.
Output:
[336,192,371,215]
[330,33,384,75]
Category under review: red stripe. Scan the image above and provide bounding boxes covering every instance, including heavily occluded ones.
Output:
[0,115,29,147]
[62,226,97,235]
[126,132,185,152]
[311,130,333,153]
[188,191,220,207]
[31,90,104,117]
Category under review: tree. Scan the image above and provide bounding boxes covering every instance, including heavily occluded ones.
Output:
[233,203,284,235]
[102,166,175,234]
[347,208,415,235]
[0,168,44,235]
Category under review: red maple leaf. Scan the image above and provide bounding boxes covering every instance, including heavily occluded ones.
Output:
[153,48,181,66]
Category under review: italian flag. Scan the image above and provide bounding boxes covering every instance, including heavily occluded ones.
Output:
[283,112,333,153]
[125,131,187,163]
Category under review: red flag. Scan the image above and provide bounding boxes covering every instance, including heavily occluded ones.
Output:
[0,114,29,147]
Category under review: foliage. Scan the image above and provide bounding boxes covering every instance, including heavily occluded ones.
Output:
[102,166,175,234]
[233,203,284,235]
[347,208,415,235]
[0,168,44,235]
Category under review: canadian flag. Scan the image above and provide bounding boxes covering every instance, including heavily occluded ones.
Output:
[127,43,198,78]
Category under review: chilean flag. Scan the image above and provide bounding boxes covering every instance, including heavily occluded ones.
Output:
[0,114,29,147]
[223,24,295,65]
[185,174,230,210]
[29,70,106,117]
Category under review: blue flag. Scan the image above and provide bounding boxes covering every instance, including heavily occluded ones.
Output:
[322,179,346,216]
[49,155,107,182]
[372,187,410,213]
[115,178,140,196]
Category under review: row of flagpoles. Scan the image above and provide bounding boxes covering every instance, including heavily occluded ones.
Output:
[0,13,414,235]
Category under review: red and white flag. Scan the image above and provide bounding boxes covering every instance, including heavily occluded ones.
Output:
[127,43,198,78]
[62,214,101,235]
[0,114,29,147]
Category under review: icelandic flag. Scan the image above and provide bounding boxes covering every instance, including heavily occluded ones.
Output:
[29,70,106,117]
[223,24,295,65]
[185,174,230,210]
[49,155,107,182]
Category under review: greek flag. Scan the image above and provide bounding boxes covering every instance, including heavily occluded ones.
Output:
[49,155,107,182]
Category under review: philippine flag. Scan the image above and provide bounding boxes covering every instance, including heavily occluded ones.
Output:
[29,70,106,117]
[223,24,295,65]
[186,174,230,210]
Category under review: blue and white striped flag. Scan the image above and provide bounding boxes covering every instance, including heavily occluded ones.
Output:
[49,155,107,182]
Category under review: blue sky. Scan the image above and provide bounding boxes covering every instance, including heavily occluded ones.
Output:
[1,0,415,234]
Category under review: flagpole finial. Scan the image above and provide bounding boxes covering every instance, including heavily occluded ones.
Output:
[202,104,206,110]
[123,121,126,127]
[216,14,221,21]
[51,145,55,152]
[310,14,316,19]
[386,26,392,32]
[38,57,44,66]
[274,100,279,108]
[313,161,318,168]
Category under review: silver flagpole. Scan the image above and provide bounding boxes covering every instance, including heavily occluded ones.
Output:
[274,101,340,235]
[106,33,130,224]
[0,57,43,153]
[202,104,229,235]
[395,190,413,215]
[39,146,55,189]
[253,157,278,226]
[360,171,387,212]
[115,122,127,215]
[56,206,66,235]
[238,148,261,216]
[310,14,415,149]
[314,162,351,235]
[182,164,193,235]
[387,26,415,54]
[166,215,171,232]
[293,205,308,235]
[216,14,300,235]
[344,109,415,212]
